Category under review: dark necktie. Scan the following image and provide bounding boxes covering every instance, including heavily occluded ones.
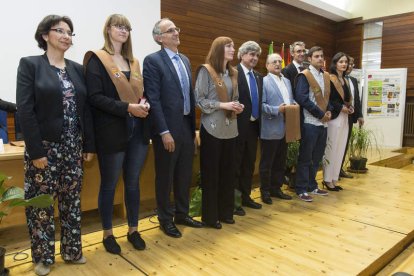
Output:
[173,55,190,115]
[298,66,305,72]
[248,71,259,119]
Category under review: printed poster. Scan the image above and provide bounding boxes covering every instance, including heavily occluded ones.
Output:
[366,73,402,117]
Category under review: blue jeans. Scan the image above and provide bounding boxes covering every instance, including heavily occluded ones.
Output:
[295,123,327,195]
[98,117,148,229]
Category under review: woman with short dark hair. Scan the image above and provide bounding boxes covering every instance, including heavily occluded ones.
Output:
[16,14,95,275]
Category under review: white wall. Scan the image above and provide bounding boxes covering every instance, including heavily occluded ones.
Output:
[349,0,414,20]
[0,0,160,102]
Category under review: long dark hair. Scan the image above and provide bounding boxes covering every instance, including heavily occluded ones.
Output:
[329,52,349,76]
[206,36,235,76]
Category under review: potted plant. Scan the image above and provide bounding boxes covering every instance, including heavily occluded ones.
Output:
[285,141,300,188]
[348,126,378,172]
[0,172,54,275]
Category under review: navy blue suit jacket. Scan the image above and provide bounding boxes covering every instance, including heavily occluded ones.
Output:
[294,73,333,121]
[236,63,263,138]
[143,49,195,140]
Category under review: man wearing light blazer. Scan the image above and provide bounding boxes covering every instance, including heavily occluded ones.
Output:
[259,53,294,204]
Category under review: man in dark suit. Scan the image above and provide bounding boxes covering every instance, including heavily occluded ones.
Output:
[0,99,17,113]
[234,41,263,215]
[143,18,203,238]
[281,41,306,190]
[282,41,306,94]
[0,98,17,143]
[340,56,364,178]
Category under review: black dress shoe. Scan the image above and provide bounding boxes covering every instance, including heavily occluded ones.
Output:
[322,181,340,191]
[242,199,262,209]
[103,235,121,254]
[260,191,273,205]
[339,169,353,178]
[174,216,204,228]
[127,231,146,250]
[234,206,246,216]
[160,222,182,238]
[220,218,235,224]
[204,221,222,229]
[270,189,292,200]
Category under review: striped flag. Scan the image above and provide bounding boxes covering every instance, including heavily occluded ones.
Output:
[287,46,291,65]
[280,43,286,68]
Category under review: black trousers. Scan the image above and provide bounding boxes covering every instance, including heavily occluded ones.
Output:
[200,126,237,224]
[153,116,194,224]
[259,137,288,192]
[234,121,259,201]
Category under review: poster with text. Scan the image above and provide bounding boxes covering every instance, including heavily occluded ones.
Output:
[366,72,402,117]
[362,68,407,147]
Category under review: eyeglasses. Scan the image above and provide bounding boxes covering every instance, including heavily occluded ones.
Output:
[295,49,305,54]
[50,28,75,37]
[268,60,282,65]
[112,24,131,32]
[161,27,180,35]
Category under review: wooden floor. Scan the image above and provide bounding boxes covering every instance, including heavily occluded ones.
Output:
[4,148,414,275]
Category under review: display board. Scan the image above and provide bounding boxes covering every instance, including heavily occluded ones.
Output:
[362,68,407,147]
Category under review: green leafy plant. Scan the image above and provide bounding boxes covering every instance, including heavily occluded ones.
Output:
[286,141,300,169]
[285,141,300,187]
[0,173,54,224]
[348,126,378,160]
[347,126,379,171]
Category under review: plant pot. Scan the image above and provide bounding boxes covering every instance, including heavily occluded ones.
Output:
[0,247,9,276]
[349,157,368,173]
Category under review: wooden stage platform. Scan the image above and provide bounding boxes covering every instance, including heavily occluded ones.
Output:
[3,149,414,275]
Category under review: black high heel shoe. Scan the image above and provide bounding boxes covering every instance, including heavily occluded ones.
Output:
[335,185,343,190]
[322,181,339,191]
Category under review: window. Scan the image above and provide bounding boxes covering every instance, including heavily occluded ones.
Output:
[361,22,383,70]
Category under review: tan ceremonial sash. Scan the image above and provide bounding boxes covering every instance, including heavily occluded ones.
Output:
[301,69,330,112]
[197,64,238,119]
[83,50,143,103]
[284,104,301,142]
[330,74,353,106]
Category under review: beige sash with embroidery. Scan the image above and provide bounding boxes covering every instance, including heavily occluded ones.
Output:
[301,69,330,112]
[197,64,238,119]
[329,74,353,106]
[83,50,143,103]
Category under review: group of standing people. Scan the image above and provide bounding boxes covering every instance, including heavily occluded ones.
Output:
[15,13,363,276]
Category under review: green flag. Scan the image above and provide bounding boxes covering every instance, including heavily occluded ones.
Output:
[269,41,274,55]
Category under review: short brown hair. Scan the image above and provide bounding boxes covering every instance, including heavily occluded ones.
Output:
[206,36,235,76]
[307,46,323,58]
[35,15,73,51]
[289,41,305,55]
[102,14,133,61]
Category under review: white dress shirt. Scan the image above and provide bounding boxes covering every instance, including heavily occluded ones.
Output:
[240,63,259,121]
[270,73,291,104]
